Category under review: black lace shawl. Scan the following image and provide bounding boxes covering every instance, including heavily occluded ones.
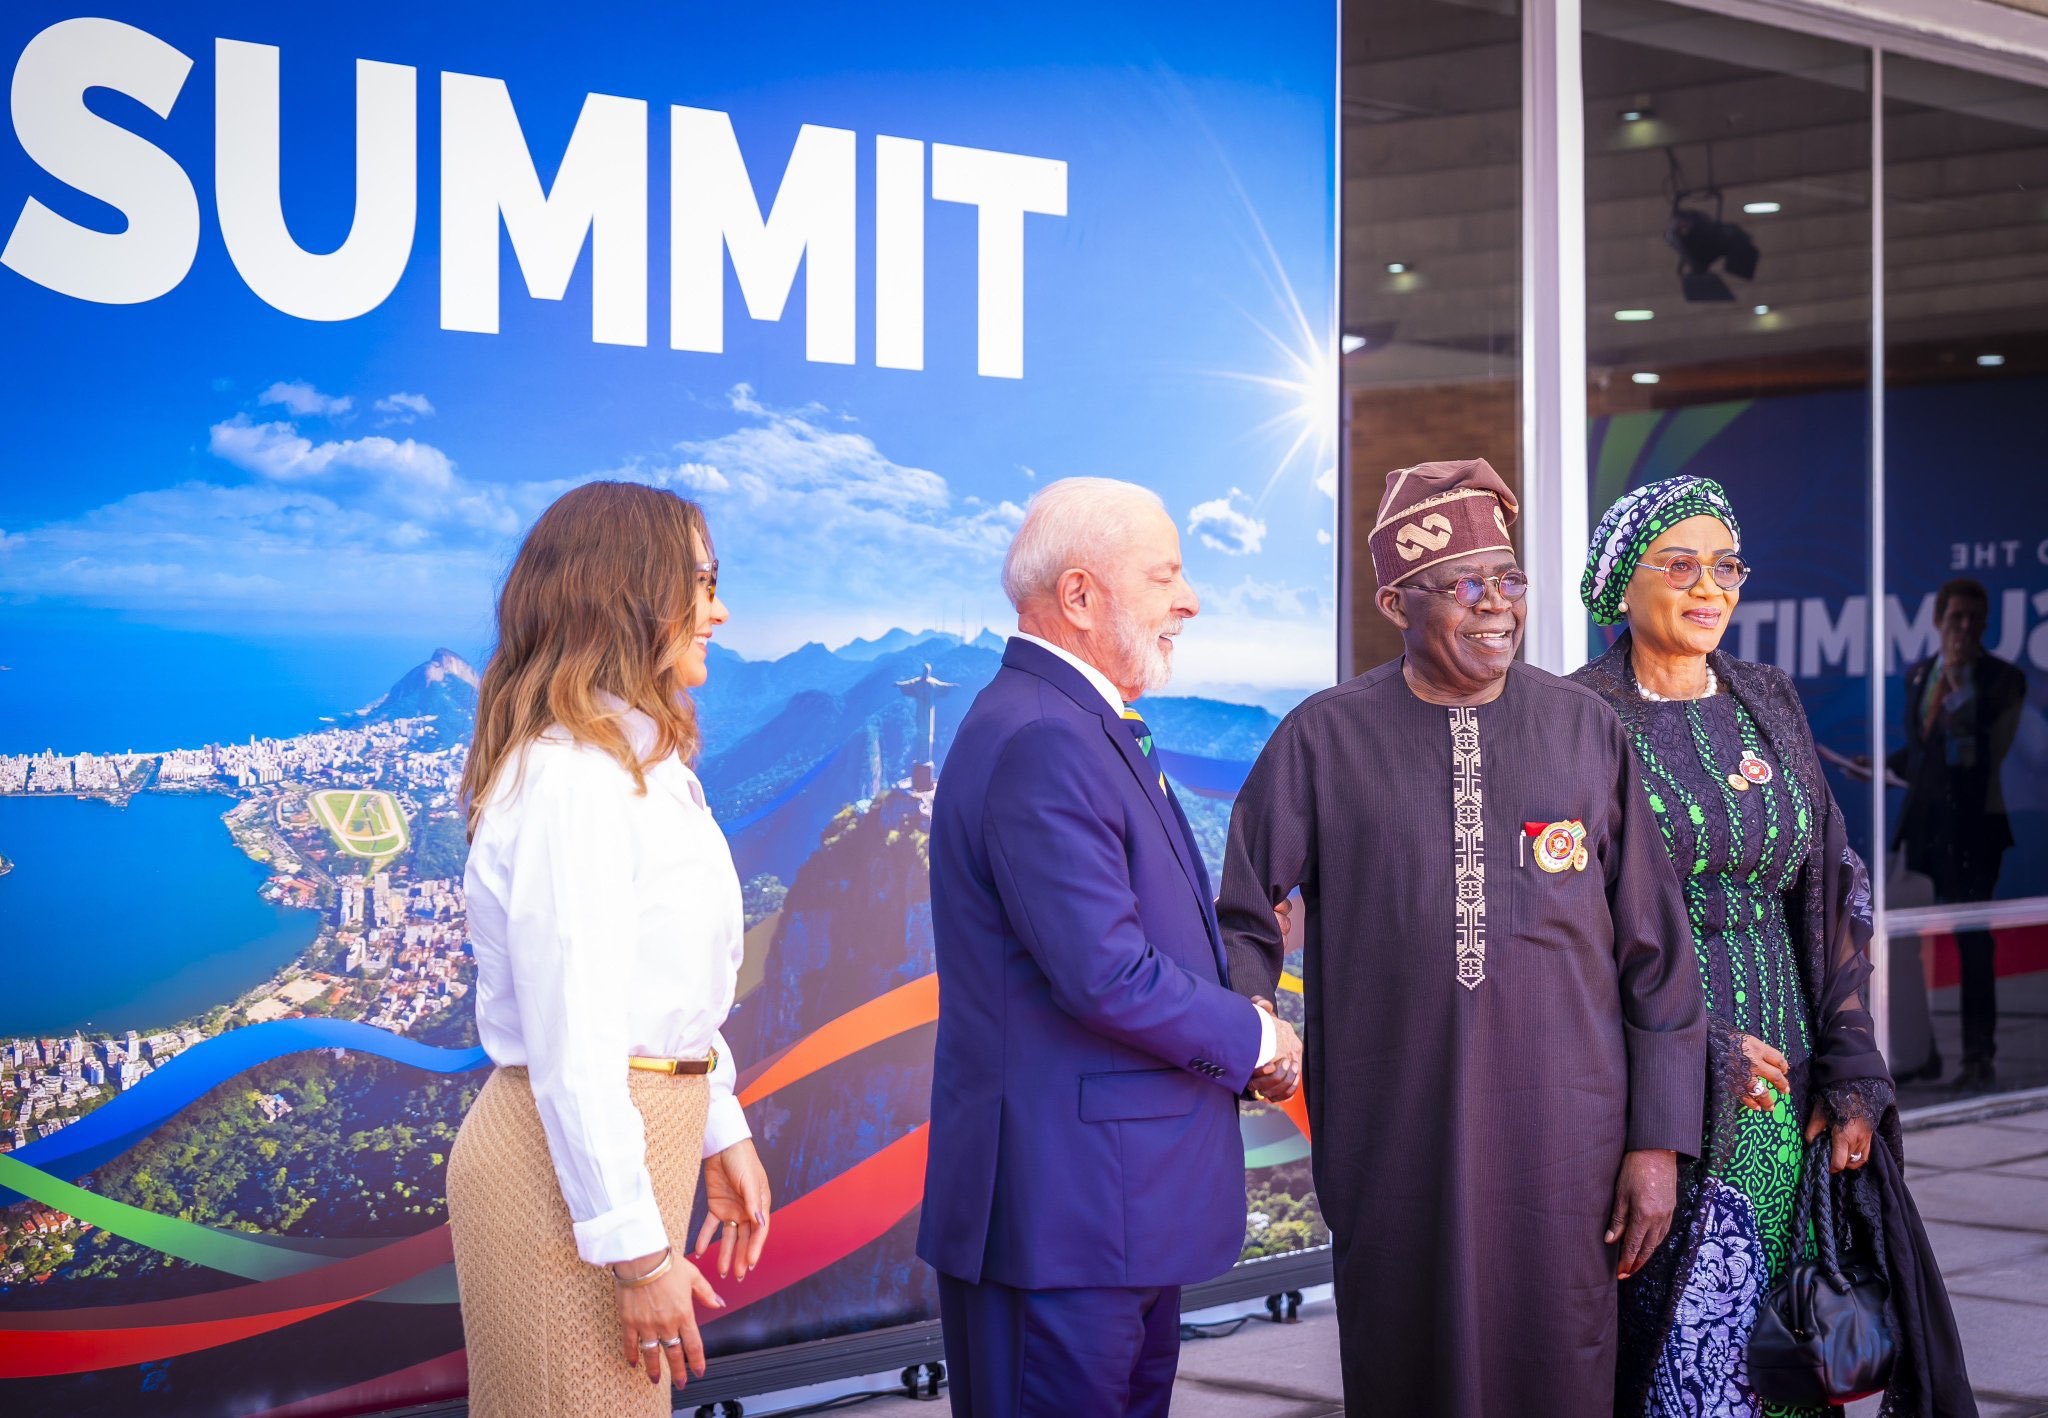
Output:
[1571,634,1975,1417]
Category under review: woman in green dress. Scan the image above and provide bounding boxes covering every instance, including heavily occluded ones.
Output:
[1572,477,1969,1418]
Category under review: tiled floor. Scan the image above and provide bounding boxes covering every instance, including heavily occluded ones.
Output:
[1897,972,2048,1110]
[773,1100,2048,1417]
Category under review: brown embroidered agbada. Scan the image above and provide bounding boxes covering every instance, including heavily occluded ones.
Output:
[1218,660,1706,1417]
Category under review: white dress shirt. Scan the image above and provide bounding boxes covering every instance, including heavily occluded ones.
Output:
[465,708,751,1266]
[1009,633,1277,1067]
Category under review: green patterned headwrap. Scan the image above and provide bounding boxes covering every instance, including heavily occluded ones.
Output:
[1581,476,1742,626]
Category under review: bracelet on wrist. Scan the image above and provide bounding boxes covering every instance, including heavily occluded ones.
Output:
[611,1247,673,1289]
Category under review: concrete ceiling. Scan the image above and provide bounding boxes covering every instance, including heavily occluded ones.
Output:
[1341,0,2048,390]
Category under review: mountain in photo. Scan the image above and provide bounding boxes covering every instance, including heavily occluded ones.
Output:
[356,648,480,740]
[693,631,1281,883]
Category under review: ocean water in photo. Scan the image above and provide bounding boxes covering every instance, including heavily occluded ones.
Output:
[0,792,320,1039]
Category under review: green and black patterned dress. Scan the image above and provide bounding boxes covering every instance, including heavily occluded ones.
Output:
[1630,688,1826,1418]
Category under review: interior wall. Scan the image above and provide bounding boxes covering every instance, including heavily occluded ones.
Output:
[1345,378,1523,673]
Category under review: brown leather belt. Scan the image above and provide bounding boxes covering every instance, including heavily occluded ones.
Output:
[627,1051,718,1076]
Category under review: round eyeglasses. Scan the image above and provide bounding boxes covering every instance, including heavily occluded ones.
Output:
[1635,554,1750,592]
[1407,569,1530,608]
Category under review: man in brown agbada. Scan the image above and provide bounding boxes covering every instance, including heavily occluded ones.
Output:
[1218,460,1706,1416]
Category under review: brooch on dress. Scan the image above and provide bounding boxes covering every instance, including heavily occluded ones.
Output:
[1728,755,1773,792]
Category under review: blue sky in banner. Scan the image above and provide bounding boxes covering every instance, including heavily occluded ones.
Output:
[0,2,1338,748]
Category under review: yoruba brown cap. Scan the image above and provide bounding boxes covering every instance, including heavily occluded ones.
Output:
[1368,458,1518,588]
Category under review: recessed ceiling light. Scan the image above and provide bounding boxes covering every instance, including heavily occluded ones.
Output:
[1341,334,1368,354]
[1386,262,1408,274]
[1621,109,1647,122]
[1743,201,1782,215]
[1632,372,1661,385]
[1614,309,1655,322]
[1619,95,1654,122]
[1753,304,1771,316]
[1979,354,2006,367]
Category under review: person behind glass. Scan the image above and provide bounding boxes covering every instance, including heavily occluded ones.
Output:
[447,482,771,1418]
[1891,577,2025,1091]
[1572,477,1972,1417]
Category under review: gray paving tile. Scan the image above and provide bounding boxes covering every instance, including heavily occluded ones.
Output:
[1920,1219,2048,1279]
[1990,1154,2048,1179]
[1985,1108,2048,1135]
[1906,1169,2048,1231]
[1946,1294,2048,1403]
[770,1206,2048,1417]
[1908,1122,2048,1170]
[1942,1239,2048,1307]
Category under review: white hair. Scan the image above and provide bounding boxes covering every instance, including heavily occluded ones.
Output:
[1001,477,1169,610]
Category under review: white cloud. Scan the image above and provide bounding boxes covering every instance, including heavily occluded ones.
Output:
[5,383,1021,635]
[1206,576,1314,619]
[1186,489,1267,556]
[1315,466,1337,501]
[209,415,457,490]
[374,391,436,424]
[667,461,731,494]
[1316,528,1332,546]
[1018,465,1037,481]
[1171,612,1335,693]
[258,380,353,418]
[0,478,511,620]
[670,387,1022,577]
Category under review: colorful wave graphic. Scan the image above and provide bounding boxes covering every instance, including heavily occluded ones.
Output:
[3,1019,488,1203]
[3,968,1308,1392]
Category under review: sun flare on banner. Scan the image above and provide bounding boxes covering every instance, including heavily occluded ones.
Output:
[1206,204,1339,509]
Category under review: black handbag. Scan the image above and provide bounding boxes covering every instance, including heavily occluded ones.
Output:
[1748,1137,1898,1405]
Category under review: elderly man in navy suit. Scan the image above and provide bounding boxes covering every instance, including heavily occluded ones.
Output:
[917,477,1302,1416]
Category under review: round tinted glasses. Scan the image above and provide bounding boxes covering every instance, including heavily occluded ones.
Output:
[1408,570,1530,607]
[1635,554,1750,592]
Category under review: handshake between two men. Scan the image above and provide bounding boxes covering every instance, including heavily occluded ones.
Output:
[1244,896,1303,1104]
[1248,996,1304,1103]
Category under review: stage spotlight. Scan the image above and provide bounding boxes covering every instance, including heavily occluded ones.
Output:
[1666,204,1760,302]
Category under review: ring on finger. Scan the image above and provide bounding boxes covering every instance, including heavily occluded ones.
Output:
[1748,1076,1768,1097]
[661,1337,683,1349]
[638,1340,660,1351]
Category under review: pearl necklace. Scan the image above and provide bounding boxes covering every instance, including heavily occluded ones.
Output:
[1637,663,1719,702]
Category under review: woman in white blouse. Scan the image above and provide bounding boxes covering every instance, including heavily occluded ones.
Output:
[448,482,771,1416]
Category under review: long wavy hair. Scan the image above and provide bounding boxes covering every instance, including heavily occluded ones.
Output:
[462,482,712,836]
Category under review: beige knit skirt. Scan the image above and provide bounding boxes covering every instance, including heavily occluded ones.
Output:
[447,1066,709,1418]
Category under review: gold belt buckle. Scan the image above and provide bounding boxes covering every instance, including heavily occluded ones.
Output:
[628,1049,718,1076]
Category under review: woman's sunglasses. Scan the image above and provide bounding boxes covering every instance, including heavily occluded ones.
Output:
[1406,570,1530,608]
[1635,554,1750,592]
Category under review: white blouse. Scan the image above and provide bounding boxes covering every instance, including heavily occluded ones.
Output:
[465,709,751,1266]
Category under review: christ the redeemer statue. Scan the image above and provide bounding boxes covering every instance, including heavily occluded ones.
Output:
[897,661,956,792]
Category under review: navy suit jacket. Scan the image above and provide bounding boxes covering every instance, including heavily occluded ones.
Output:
[916,638,1261,1290]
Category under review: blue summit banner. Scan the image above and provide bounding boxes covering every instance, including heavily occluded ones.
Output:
[0,4,1338,1413]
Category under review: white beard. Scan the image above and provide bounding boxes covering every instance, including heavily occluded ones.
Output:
[1109,599,1181,697]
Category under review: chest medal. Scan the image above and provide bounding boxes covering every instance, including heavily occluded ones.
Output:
[1728,755,1773,792]
[1526,819,1589,874]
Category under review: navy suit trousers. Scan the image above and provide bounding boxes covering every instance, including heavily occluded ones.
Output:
[937,1272,1180,1417]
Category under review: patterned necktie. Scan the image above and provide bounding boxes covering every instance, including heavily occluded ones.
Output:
[1120,708,1168,793]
